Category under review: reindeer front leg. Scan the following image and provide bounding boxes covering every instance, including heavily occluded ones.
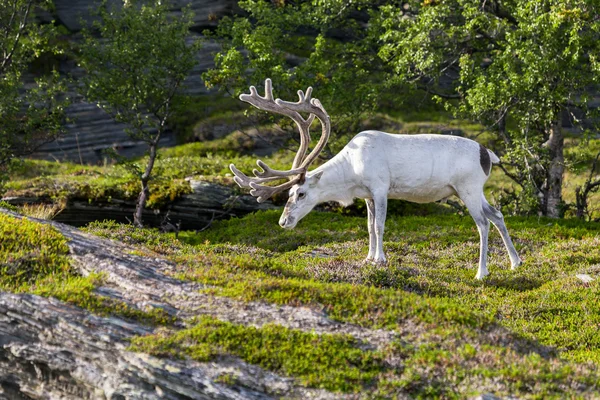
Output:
[365,199,377,261]
[372,193,388,264]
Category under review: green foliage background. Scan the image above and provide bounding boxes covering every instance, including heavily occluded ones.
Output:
[0,0,68,180]
[204,0,600,217]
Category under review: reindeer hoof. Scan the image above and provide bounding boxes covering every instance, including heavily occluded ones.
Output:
[511,259,522,270]
[475,270,489,280]
[363,258,387,265]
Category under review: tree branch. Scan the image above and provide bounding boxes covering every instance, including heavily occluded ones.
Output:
[1,0,19,46]
[0,0,33,74]
[497,162,526,189]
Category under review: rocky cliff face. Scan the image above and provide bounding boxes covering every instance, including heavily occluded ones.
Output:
[31,0,238,163]
[43,0,239,33]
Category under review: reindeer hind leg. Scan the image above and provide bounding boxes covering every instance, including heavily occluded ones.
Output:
[458,190,491,280]
[481,195,522,269]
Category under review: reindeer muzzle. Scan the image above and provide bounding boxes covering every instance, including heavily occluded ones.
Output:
[279,215,296,229]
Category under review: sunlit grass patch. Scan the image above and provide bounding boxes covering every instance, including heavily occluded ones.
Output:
[85,210,600,362]
[378,327,598,399]
[177,210,600,355]
[130,315,386,392]
[179,209,368,252]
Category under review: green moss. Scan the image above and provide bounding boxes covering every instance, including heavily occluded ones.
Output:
[130,315,385,392]
[87,211,600,359]
[0,201,19,212]
[0,213,175,326]
[0,212,73,288]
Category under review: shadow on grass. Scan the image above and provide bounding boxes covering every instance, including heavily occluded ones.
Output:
[484,275,544,292]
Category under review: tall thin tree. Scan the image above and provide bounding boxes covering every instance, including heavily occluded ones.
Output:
[79,0,200,226]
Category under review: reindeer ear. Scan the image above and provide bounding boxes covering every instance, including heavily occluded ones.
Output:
[309,171,323,188]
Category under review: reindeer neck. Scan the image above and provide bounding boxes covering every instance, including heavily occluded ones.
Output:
[309,154,354,205]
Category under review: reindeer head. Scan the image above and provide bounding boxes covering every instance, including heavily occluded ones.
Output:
[229,78,330,229]
[279,170,324,229]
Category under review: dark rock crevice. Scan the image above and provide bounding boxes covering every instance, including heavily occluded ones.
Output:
[2,179,277,230]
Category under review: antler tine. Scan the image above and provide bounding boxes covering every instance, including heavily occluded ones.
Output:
[239,78,315,167]
[276,91,331,170]
[249,175,304,203]
[275,86,321,115]
[230,160,305,184]
[240,78,293,116]
[229,163,284,189]
[265,77,274,100]
[253,160,305,178]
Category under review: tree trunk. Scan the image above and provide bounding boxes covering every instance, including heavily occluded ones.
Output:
[544,121,564,218]
[133,141,158,227]
[575,186,586,219]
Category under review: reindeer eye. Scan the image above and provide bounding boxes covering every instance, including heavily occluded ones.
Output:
[298,192,306,200]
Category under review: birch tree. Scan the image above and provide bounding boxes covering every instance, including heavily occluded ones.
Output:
[79,0,200,226]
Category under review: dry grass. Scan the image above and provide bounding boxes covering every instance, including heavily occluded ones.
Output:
[19,202,65,220]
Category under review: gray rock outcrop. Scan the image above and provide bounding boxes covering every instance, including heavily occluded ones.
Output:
[0,209,393,399]
[43,0,239,33]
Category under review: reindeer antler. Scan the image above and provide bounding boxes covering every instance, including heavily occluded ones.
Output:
[276,89,330,170]
[229,78,330,203]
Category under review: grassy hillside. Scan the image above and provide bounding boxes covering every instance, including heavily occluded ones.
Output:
[84,210,600,398]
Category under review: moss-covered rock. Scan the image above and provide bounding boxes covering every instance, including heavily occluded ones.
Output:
[0,211,174,326]
[0,212,73,289]
[131,316,386,393]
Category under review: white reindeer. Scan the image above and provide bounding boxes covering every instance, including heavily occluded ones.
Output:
[230,79,522,279]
